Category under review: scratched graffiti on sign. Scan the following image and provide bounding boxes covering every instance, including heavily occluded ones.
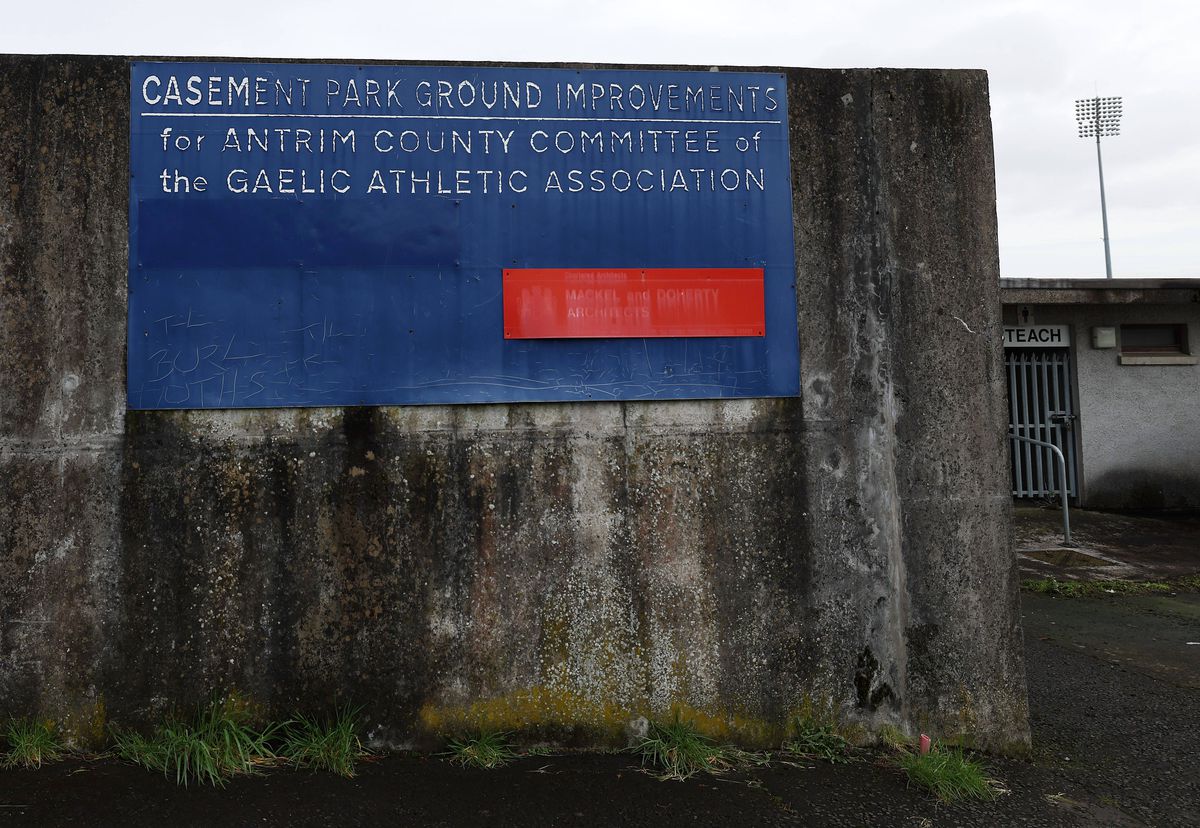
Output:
[128,62,799,408]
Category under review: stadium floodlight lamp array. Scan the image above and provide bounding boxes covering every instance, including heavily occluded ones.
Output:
[1075,96,1123,138]
[1073,96,1122,277]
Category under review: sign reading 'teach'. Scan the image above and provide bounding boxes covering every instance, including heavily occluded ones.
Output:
[1003,326,1071,348]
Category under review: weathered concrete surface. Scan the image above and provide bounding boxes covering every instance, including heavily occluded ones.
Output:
[0,56,1026,750]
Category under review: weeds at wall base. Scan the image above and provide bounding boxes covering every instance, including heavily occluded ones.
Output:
[1,718,64,770]
[279,707,368,777]
[110,700,372,785]
[895,745,1007,804]
[630,716,741,781]
[784,716,853,764]
[441,731,519,769]
[110,696,278,787]
[875,724,911,752]
[9,701,1010,808]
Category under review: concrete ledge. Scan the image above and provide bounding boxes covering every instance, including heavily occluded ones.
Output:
[1118,355,1198,366]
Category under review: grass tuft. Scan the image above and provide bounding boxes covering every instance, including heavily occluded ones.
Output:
[443,731,518,770]
[2,718,64,769]
[897,745,1005,803]
[279,707,367,777]
[876,724,911,752]
[631,716,733,781]
[1021,577,1172,599]
[111,695,277,786]
[785,716,852,764]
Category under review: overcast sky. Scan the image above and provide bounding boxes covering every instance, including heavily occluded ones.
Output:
[4,0,1197,277]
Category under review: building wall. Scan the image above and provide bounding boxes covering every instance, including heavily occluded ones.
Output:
[1005,303,1200,510]
[0,56,1027,750]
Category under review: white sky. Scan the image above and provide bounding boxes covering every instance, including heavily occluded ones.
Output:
[4,0,1197,277]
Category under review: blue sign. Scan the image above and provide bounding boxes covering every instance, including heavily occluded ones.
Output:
[128,61,799,408]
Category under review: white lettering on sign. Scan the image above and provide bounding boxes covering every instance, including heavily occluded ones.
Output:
[1003,326,1071,348]
[137,68,783,200]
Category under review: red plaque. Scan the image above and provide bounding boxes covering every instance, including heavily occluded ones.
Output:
[503,268,766,339]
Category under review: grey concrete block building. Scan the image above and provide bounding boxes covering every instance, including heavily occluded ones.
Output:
[1001,278,1200,511]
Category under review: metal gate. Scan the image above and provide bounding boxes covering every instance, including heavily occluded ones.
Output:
[1006,350,1078,498]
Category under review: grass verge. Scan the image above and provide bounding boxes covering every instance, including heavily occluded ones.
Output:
[1021,577,1173,598]
[897,745,1005,803]
[1172,574,1200,591]
[632,716,735,781]
[278,707,367,777]
[443,731,519,770]
[2,718,64,769]
[111,696,277,786]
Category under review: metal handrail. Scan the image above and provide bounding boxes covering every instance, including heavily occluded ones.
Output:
[1008,432,1071,546]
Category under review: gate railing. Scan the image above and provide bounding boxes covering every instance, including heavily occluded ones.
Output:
[1006,349,1077,497]
[1008,432,1072,547]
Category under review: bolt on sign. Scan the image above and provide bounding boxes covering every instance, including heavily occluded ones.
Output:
[128,62,800,408]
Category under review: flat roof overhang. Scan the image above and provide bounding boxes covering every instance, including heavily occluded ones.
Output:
[1001,278,1200,306]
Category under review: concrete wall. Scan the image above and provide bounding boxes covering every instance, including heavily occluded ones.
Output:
[1004,302,1200,510]
[0,55,1027,750]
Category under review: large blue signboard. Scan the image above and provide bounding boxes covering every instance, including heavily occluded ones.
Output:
[128,61,799,408]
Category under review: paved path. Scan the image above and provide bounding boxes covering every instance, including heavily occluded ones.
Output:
[1016,506,1200,581]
